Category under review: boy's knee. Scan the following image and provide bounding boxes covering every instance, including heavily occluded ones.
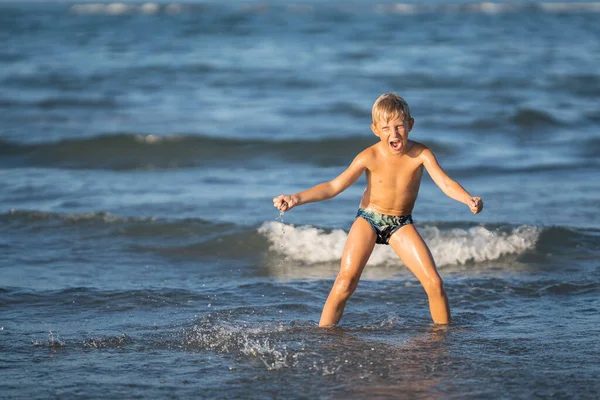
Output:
[424,276,445,298]
[334,273,359,299]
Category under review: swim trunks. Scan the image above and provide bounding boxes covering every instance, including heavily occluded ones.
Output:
[356,208,413,245]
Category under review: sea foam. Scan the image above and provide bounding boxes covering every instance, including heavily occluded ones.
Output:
[258,222,539,267]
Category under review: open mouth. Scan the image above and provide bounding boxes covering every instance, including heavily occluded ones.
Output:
[389,140,402,152]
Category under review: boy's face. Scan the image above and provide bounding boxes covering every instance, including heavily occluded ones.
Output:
[371,115,414,155]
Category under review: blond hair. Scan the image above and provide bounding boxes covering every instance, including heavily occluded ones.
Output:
[372,93,412,124]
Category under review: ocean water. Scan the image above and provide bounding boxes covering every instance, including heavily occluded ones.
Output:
[1,1,600,398]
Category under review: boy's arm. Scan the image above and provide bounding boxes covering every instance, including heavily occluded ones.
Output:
[273,153,367,212]
[421,148,483,214]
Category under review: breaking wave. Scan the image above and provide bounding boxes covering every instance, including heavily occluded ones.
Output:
[66,2,600,16]
[0,134,382,170]
[259,221,540,267]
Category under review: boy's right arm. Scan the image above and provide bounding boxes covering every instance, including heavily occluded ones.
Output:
[421,147,484,214]
[273,153,367,212]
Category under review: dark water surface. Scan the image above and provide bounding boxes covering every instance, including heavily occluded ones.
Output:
[1,1,600,398]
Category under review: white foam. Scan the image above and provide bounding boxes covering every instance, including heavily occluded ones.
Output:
[375,4,418,14]
[140,3,160,15]
[69,2,175,15]
[70,3,132,16]
[134,134,183,144]
[478,2,507,14]
[258,222,348,264]
[106,3,131,15]
[258,221,539,268]
[376,2,600,15]
[67,2,600,16]
[135,134,162,144]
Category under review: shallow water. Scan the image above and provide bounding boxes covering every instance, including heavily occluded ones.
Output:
[1,1,600,398]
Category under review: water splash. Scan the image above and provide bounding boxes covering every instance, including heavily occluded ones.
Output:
[32,330,65,348]
[276,210,285,225]
[275,211,290,264]
[184,320,297,371]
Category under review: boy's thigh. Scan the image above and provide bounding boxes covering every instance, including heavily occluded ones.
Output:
[388,224,439,275]
[339,217,377,275]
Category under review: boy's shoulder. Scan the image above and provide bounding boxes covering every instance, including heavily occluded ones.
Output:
[355,143,379,158]
[408,140,436,160]
[408,141,443,169]
[408,140,428,154]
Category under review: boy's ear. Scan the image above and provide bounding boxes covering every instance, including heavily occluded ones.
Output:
[370,123,380,137]
[408,118,415,132]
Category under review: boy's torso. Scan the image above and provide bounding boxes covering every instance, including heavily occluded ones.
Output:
[359,140,425,216]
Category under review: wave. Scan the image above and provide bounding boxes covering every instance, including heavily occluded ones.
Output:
[1,209,233,241]
[256,222,600,278]
[1,287,206,308]
[550,74,600,98]
[377,2,600,15]
[578,137,600,159]
[69,3,196,16]
[447,161,600,179]
[2,209,159,225]
[65,2,600,17]
[283,101,369,119]
[511,108,565,129]
[0,133,453,171]
[4,209,598,270]
[0,94,118,109]
[459,107,566,131]
[259,221,541,268]
[4,209,538,267]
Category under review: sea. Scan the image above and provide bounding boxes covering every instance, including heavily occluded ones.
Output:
[1,1,599,398]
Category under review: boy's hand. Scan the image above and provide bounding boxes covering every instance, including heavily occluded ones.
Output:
[468,197,483,214]
[273,195,299,212]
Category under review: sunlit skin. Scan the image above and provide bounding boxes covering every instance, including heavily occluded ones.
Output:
[273,113,483,327]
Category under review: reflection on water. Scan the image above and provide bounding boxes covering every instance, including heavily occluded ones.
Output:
[313,325,452,398]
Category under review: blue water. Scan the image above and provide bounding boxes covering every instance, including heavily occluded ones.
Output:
[1,1,600,398]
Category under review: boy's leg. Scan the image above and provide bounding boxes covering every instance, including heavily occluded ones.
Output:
[388,225,451,324]
[319,217,376,327]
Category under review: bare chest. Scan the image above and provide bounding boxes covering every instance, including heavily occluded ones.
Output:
[367,163,424,190]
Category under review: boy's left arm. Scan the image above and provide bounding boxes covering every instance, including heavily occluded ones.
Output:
[421,148,483,214]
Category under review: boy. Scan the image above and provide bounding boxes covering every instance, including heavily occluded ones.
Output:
[273,93,483,327]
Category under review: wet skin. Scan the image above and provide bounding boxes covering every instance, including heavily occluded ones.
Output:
[273,115,483,326]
